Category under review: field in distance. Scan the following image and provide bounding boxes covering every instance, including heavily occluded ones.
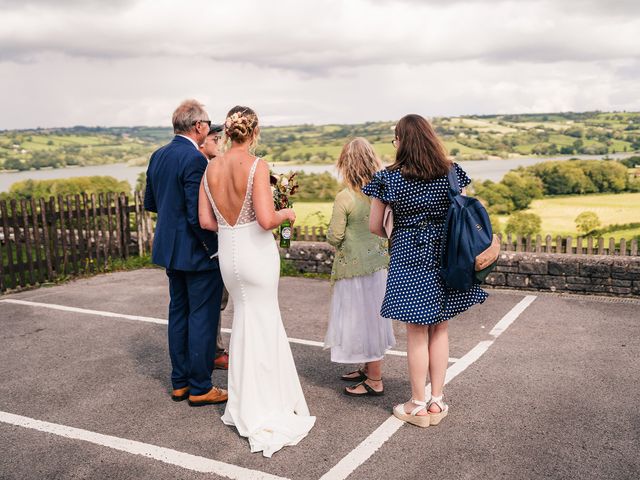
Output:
[294,192,640,240]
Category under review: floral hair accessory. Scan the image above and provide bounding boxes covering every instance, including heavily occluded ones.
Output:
[225,110,249,129]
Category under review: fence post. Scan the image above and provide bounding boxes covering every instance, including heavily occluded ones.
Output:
[631,239,638,256]
[74,195,86,272]
[98,194,109,264]
[65,195,78,275]
[20,199,36,285]
[134,192,143,256]
[120,193,129,259]
[535,234,541,253]
[587,236,593,255]
[566,236,573,255]
[113,193,123,259]
[555,235,562,254]
[1,200,16,289]
[20,200,37,285]
[16,199,36,285]
[10,200,26,287]
[609,237,616,256]
[106,193,115,258]
[143,198,154,253]
[545,235,552,253]
[82,194,93,271]
[89,194,100,268]
[30,198,44,283]
[39,198,54,281]
[620,238,627,256]
[576,237,583,255]
[597,237,605,255]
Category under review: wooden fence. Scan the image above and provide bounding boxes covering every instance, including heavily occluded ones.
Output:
[0,190,637,293]
[0,191,152,292]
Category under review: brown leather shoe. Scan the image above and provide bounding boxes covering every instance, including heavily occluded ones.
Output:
[188,387,228,406]
[214,352,229,370]
[171,386,190,402]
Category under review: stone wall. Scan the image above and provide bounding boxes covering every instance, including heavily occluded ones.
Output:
[280,241,640,297]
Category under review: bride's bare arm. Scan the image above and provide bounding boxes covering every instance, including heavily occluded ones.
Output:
[253,160,296,231]
[199,179,218,231]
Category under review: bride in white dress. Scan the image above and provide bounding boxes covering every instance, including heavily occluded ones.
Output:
[198,106,315,457]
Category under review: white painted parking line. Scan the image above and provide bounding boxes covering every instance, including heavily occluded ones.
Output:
[0,411,288,480]
[319,295,537,480]
[0,299,459,363]
[489,295,537,338]
[1,299,168,325]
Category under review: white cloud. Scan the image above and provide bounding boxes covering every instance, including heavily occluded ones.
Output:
[0,0,638,128]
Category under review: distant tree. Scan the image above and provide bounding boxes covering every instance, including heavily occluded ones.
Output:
[501,171,544,210]
[505,212,542,236]
[450,148,460,156]
[3,157,27,171]
[619,156,640,168]
[6,176,131,200]
[291,171,341,201]
[575,211,601,235]
[564,127,584,138]
[489,214,501,234]
[474,180,515,214]
[559,146,575,155]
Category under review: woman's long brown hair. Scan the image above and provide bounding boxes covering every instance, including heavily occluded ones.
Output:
[388,114,452,181]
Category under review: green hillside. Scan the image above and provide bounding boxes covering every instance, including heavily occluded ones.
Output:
[1,111,639,171]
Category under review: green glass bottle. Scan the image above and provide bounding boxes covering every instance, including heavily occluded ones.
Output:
[280,219,291,248]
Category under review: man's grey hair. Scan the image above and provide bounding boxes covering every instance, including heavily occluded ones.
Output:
[172,99,208,134]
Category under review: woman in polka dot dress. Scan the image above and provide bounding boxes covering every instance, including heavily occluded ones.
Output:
[362,114,488,428]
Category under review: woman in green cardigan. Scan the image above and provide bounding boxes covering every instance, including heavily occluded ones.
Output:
[324,138,395,396]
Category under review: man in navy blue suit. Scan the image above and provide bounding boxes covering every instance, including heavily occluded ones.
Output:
[144,99,227,406]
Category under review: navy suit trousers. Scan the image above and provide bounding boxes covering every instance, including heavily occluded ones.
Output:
[166,268,223,395]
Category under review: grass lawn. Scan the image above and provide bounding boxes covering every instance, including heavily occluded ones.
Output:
[292,201,333,228]
[500,192,640,240]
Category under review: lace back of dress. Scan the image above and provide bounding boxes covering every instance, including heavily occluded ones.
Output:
[204,158,259,227]
[235,158,259,225]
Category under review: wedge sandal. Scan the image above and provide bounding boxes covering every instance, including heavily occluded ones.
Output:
[427,395,449,425]
[393,399,430,428]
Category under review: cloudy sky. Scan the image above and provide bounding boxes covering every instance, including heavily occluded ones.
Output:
[1,0,639,129]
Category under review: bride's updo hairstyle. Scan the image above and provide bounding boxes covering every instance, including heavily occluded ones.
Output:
[224,106,259,144]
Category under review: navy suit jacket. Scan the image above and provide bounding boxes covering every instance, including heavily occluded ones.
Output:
[144,135,218,271]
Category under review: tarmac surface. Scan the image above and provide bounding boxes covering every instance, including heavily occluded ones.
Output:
[0,268,639,480]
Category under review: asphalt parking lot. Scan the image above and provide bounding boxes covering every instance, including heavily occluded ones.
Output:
[1,269,639,480]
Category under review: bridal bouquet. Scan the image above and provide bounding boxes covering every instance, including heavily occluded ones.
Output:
[270,171,299,247]
[270,171,299,210]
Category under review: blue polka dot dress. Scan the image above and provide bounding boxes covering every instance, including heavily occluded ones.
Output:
[362,164,488,325]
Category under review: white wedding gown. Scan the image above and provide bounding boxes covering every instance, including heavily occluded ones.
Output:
[204,158,315,457]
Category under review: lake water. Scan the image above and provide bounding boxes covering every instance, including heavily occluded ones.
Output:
[0,153,634,192]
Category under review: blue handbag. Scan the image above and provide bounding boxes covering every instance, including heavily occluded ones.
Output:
[440,167,498,291]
